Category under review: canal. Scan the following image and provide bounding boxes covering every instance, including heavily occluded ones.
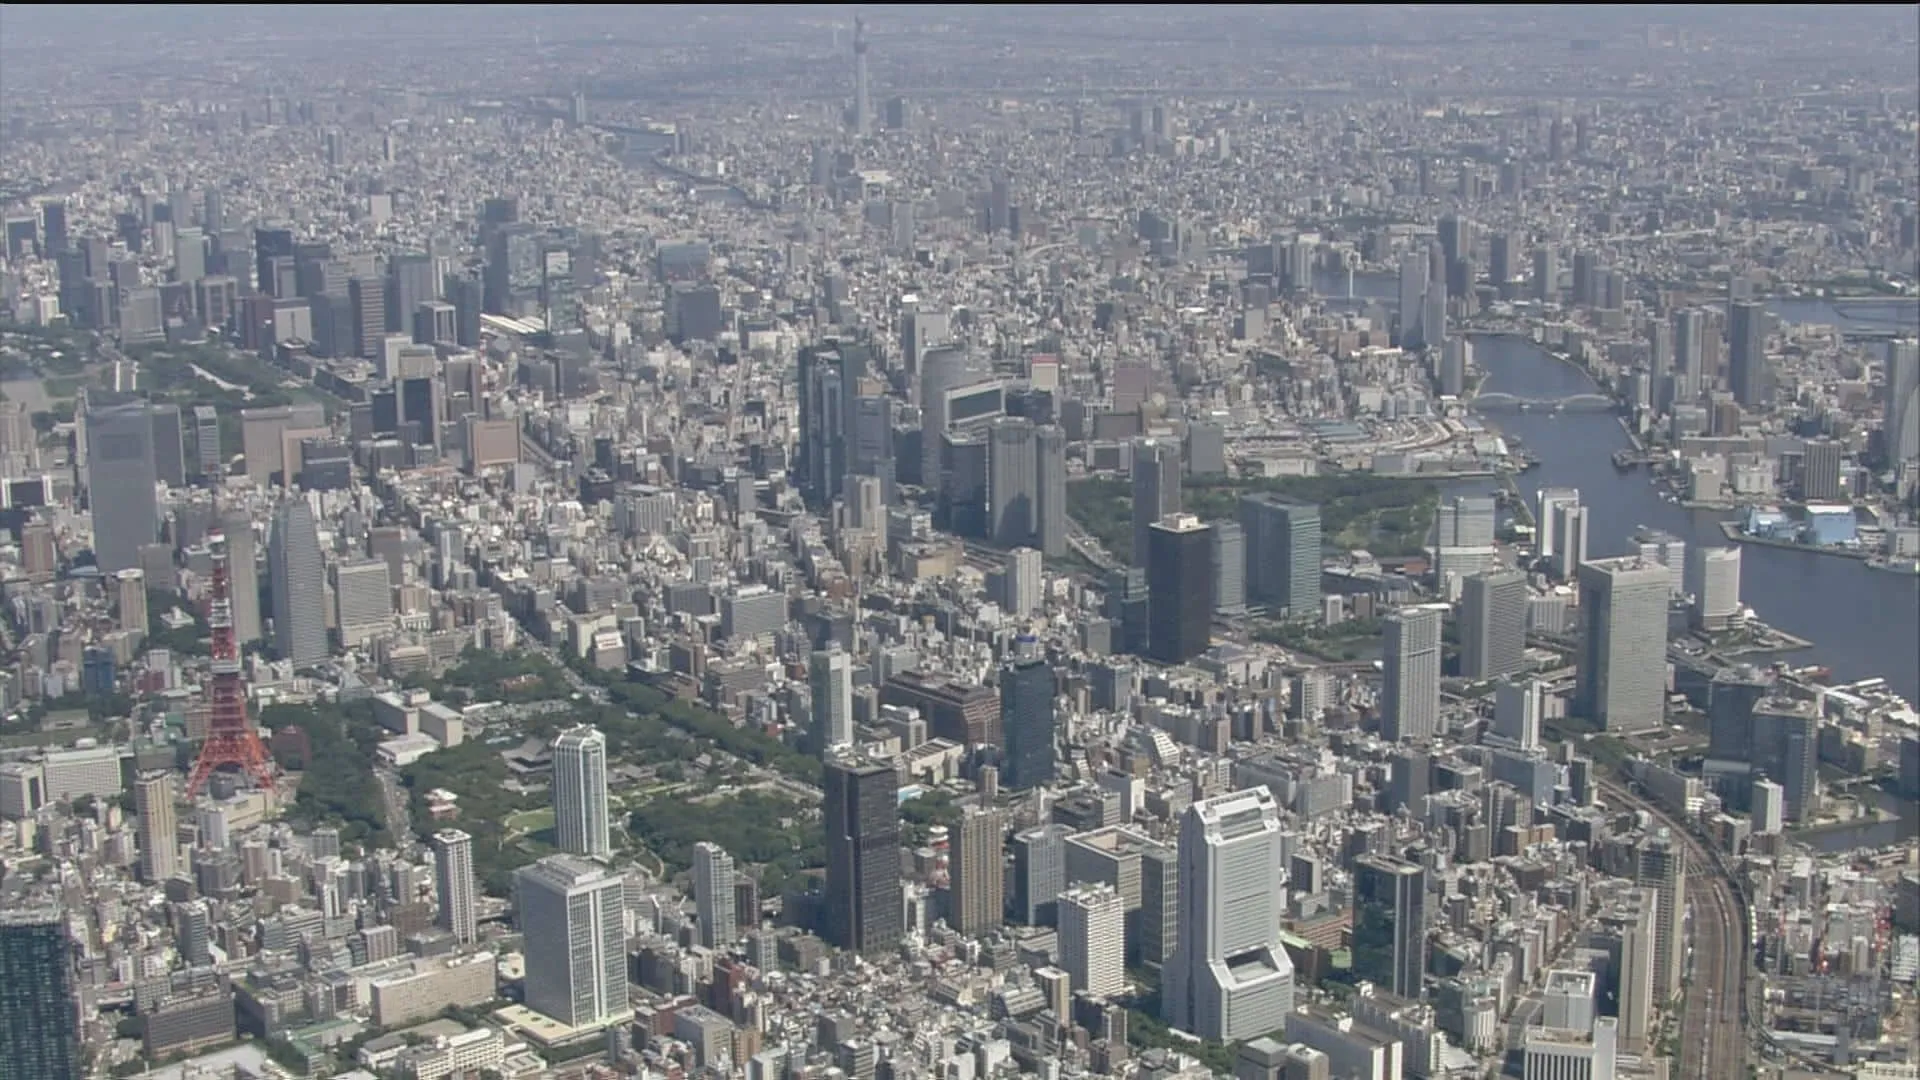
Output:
[1462,334,1920,705]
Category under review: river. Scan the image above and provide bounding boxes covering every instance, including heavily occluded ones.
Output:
[1459,334,1920,704]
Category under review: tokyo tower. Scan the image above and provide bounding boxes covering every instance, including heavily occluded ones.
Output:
[186,527,275,797]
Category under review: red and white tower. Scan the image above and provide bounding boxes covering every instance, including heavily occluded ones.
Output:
[186,528,275,797]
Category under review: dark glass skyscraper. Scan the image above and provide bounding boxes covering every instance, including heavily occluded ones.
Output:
[1352,854,1427,1000]
[823,757,903,954]
[1000,658,1056,790]
[0,908,81,1080]
[1146,514,1213,664]
[1729,300,1771,408]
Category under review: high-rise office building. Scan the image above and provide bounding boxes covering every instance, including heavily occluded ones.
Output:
[1492,677,1544,751]
[1131,438,1182,566]
[1164,788,1295,1042]
[1397,251,1429,349]
[823,757,903,954]
[1752,696,1820,823]
[1554,503,1591,580]
[134,771,179,884]
[1352,854,1427,1000]
[1011,824,1071,926]
[193,405,222,481]
[1002,547,1043,616]
[1535,488,1580,563]
[1212,521,1247,615]
[1381,606,1444,742]
[0,908,80,1080]
[552,725,612,859]
[1000,658,1056,791]
[1688,546,1742,631]
[220,511,262,645]
[850,16,872,136]
[1884,339,1919,464]
[1146,514,1213,664]
[987,416,1038,548]
[1523,1017,1617,1080]
[269,499,328,666]
[115,568,148,636]
[1459,569,1528,680]
[1058,883,1127,998]
[517,855,629,1028]
[691,841,737,948]
[1728,300,1771,408]
[1595,887,1657,1055]
[1575,558,1670,732]
[949,807,1005,937]
[431,828,478,945]
[1239,495,1320,618]
[331,558,393,648]
[1632,830,1686,1004]
[150,403,186,488]
[1034,423,1068,557]
[85,397,160,574]
[810,648,854,755]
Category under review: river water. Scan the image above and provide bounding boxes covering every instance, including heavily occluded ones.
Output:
[1459,334,1920,705]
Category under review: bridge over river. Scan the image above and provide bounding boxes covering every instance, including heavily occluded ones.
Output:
[1469,391,1616,413]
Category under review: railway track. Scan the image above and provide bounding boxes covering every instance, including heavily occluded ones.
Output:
[1595,776,1747,1079]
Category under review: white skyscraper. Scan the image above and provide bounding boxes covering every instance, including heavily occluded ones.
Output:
[331,558,393,648]
[431,828,478,945]
[1688,546,1742,631]
[1576,558,1671,733]
[692,841,737,949]
[1536,488,1580,562]
[516,855,629,1028]
[1004,546,1043,616]
[552,725,612,859]
[1523,1017,1618,1080]
[1492,676,1544,751]
[1554,503,1590,580]
[1058,883,1126,998]
[1381,605,1445,742]
[809,648,854,754]
[1165,787,1295,1043]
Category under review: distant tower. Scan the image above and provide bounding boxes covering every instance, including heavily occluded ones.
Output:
[186,529,276,797]
[851,17,872,136]
[552,725,612,859]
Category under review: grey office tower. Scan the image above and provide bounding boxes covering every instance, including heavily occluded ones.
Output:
[1240,494,1321,619]
[269,499,328,666]
[85,397,160,573]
